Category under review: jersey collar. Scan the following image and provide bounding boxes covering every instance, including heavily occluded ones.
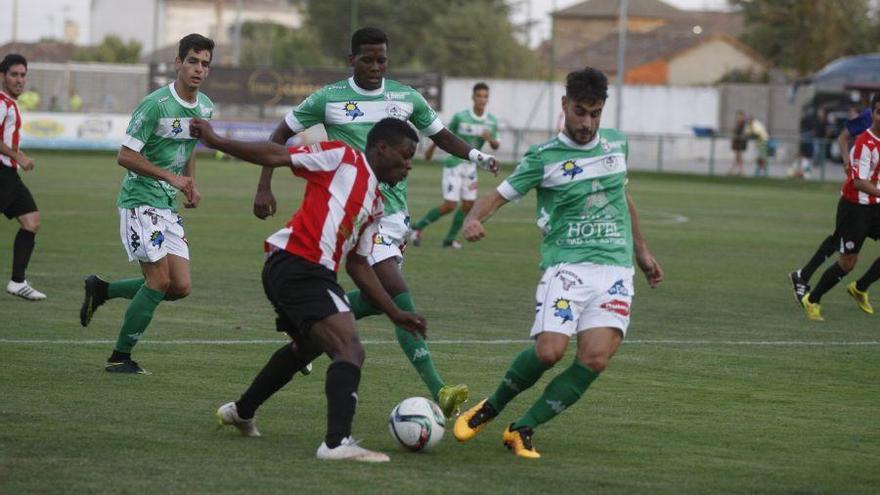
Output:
[558,131,600,150]
[169,82,199,109]
[348,77,385,96]
[0,90,16,102]
[868,128,880,141]
[468,108,488,121]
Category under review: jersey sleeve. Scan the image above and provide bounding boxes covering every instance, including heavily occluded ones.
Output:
[497,146,544,201]
[288,141,348,175]
[122,98,159,153]
[286,90,326,132]
[409,91,443,136]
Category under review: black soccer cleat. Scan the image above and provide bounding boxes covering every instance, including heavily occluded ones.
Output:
[80,275,109,327]
[789,270,810,307]
[105,359,151,375]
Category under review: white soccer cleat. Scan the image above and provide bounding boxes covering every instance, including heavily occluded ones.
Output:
[6,280,46,301]
[216,402,261,437]
[316,436,390,462]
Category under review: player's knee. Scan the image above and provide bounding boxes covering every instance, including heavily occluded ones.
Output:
[146,274,172,292]
[166,282,191,300]
[440,201,457,214]
[334,342,365,367]
[535,346,564,367]
[578,353,610,374]
[839,255,858,272]
[20,217,39,233]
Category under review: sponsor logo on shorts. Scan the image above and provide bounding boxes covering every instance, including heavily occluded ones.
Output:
[129,227,141,252]
[600,299,630,316]
[607,279,630,296]
[535,301,543,314]
[556,270,583,291]
[373,233,393,246]
[150,230,165,248]
[143,208,159,225]
[553,298,574,323]
[845,241,856,250]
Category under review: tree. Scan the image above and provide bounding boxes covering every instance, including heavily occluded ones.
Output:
[240,22,331,67]
[730,0,880,76]
[74,35,142,64]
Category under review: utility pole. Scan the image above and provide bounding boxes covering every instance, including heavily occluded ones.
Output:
[615,0,629,130]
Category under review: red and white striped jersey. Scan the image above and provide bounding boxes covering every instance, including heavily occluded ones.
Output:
[265,141,383,272]
[0,91,22,169]
[843,128,880,205]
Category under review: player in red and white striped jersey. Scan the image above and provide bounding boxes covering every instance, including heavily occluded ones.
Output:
[190,116,425,462]
[0,54,45,301]
[796,94,880,321]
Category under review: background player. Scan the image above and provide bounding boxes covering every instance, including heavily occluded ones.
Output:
[453,68,663,458]
[0,54,46,301]
[191,117,426,462]
[798,94,880,321]
[411,82,500,249]
[250,27,496,418]
[78,34,215,374]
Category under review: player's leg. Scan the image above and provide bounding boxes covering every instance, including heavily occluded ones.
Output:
[5,176,46,300]
[312,312,388,462]
[789,234,836,306]
[443,198,474,249]
[847,220,880,314]
[442,165,474,248]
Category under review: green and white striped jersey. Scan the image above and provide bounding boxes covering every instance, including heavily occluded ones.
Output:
[117,83,214,211]
[443,109,499,168]
[497,129,633,269]
[285,77,443,216]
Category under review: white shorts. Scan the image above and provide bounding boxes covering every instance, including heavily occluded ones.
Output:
[530,262,635,338]
[118,206,189,263]
[365,211,409,266]
[442,162,478,202]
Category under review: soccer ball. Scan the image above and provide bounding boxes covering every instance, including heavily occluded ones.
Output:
[388,397,445,451]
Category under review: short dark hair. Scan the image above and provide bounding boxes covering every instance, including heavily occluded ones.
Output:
[473,82,489,93]
[0,54,27,73]
[366,118,419,150]
[566,67,608,103]
[351,27,388,55]
[178,33,215,63]
[871,93,880,111]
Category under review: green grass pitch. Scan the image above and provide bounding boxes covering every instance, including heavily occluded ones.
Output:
[1,151,878,494]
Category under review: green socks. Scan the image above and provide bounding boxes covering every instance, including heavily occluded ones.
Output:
[488,346,551,412]
[444,209,466,244]
[108,278,144,300]
[114,285,165,353]
[414,207,443,231]
[346,290,383,319]
[512,360,598,430]
[393,292,444,399]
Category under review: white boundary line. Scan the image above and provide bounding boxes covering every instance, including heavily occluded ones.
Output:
[0,338,878,346]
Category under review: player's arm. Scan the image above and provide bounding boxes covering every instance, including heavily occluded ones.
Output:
[838,127,852,167]
[626,191,663,288]
[254,120,298,219]
[430,128,498,174]
[190,118,292,168]
[345,252,427,337]
[462,190,509,242]
[182,150,200,208]
[0,141,34,171]
[117,146,194,201]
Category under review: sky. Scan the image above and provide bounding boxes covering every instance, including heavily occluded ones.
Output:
[0,0,731,47]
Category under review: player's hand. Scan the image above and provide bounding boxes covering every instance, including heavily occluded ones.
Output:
[184,187,201,208]
[169,175,195,203]
[253,189,277,219]
[390,310,427,339]
[189,118,217,146]
[636,249,664,288]
[463,218,485,242]
[481,130,493,141]
[17,153,35,171]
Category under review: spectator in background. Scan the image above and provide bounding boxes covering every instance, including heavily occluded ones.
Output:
[811,107,831,171]
[728,110,747,176]
[746,115,770,177]
[48,95,61,112]
[68,89,82,112]
[18,86,39,111]
[838,104,872,168]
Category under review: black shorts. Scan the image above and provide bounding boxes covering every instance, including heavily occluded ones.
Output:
[0,166,38,219]
[833,198,880,254]
[261,250,351,341]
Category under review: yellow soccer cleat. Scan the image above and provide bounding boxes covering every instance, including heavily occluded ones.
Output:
[454,399,496,442]
[800,293,824,321]
[437,383,469,419]
[846,282,874,315]
[502,424,541,459]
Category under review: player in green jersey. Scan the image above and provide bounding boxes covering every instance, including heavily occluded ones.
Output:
[453,68,664,458]
[78,34,216,375]
[250,27,496,418]
[411,82,500,249]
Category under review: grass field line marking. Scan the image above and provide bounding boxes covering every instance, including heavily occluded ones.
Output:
[1,338,879,346]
